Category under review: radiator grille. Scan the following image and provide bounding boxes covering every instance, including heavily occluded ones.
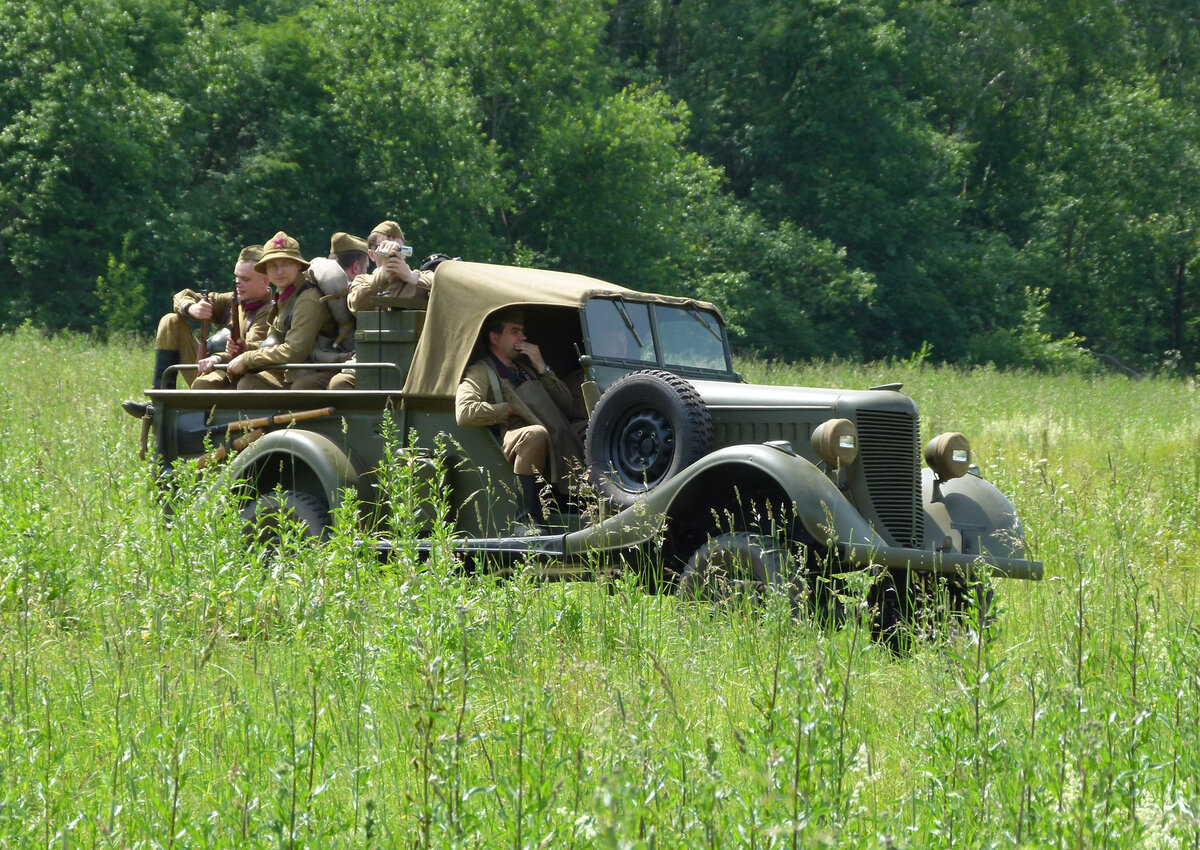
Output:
[856,410,923,548]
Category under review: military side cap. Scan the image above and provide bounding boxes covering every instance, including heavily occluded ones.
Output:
[371,220,406,242]
[254,231,310,273]
[330,231,368,254]
[237,244,264,264]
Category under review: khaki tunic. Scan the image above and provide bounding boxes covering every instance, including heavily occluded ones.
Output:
[240,278,338,387]
[188,300,273,389]
[455,359,584,485]
[347,267,435,313]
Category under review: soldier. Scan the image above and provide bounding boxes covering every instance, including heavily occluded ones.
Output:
[455,309,585,532]
[346,219,435,311]
[121,244,271,418]
[226,231,341,390]
[308,231,369,352]
[140,245,269,390]
[189,246,276,390]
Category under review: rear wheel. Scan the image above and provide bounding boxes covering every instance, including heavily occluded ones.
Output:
[241,489,331,545]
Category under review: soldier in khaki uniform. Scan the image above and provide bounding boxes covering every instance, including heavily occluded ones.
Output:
[455,309,585,531]
[141,245,268,389]
[331,221,435,390]
[227,232,341,390]
[189,246,276,390]
[346,220,435,311]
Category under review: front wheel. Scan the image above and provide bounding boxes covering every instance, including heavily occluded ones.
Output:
[240,489,331,545]
[678,533,794,606]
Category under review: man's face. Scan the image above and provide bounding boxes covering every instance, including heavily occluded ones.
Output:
[233,261,270,301]
[489,322,526,361]
[265,258,303,289]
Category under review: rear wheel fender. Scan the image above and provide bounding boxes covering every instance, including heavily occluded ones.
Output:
[229,429,365,513]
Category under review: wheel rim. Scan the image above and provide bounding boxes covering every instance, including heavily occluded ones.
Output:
[608,406,675,490]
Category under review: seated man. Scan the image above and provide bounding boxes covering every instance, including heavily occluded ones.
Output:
[189,245,275,389]
[332,220,440,390]
[307,231,369,352]
[346,219,435,311]
[226,231,341,390]
[141,244,268,390]
[454,309,585,531]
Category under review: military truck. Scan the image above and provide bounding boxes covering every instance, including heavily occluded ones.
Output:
[139,261,1041,618]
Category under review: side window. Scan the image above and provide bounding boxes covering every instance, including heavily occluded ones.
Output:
[585,299,655,364]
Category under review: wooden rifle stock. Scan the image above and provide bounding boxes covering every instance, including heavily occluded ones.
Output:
[196,428,265,470]
[221,406,337,435]
[230,290,242,346]
[196,287,211,362]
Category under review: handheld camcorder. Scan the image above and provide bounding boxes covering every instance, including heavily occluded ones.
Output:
[377,241,413,259]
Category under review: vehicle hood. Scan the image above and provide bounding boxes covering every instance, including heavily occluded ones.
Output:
[689,379,919,418]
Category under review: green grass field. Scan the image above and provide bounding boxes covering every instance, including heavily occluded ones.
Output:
[1,326,1198,848]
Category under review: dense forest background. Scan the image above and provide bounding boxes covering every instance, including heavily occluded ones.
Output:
[3,0,1200,371]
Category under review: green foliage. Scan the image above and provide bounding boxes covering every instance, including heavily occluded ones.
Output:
[4,0,1200,370]
[4,330,1200,845]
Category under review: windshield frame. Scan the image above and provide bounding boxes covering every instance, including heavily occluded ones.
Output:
[580,295,735,380]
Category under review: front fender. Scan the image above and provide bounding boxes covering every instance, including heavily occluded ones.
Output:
[229,429,368,512]
[567,444,887,556]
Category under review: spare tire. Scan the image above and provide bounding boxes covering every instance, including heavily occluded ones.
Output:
[585,369,713,508]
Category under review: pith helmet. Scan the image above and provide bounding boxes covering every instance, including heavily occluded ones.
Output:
[329,231,368,254]
[254,231,309,272]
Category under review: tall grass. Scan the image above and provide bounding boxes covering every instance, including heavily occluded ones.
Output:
[1,325,1198,847]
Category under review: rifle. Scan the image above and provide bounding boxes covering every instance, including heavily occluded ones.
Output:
[220,406,337,435]
[230,289,242,347]
[196,427,264,470]
[177,406,337,455]
[196,287,212,362]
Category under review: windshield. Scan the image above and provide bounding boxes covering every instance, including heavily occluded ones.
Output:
[584,298,732,374]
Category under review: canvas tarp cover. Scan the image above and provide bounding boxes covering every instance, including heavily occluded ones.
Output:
[403,261,633,399]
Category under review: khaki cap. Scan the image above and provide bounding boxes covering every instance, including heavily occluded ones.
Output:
[330,231,368,254]
[237,244,263,264]
[371,220,406,242]
[254,231,310,273]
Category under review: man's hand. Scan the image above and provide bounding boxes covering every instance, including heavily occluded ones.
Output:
[513,340,547,374]
[226,336,247,358]
[187,299,214,320]
[227,353,246,378]
[196,355,220,376]
[382,254,417,287]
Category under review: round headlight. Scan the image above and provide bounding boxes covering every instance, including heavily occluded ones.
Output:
[811,418,858,468]
[924,432,971,480]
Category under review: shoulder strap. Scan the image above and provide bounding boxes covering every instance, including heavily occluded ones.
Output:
[481,358,505,405]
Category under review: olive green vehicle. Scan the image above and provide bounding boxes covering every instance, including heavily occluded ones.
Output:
[142,261,1041,608]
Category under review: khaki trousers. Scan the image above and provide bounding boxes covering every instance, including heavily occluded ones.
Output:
[502,425,549,476]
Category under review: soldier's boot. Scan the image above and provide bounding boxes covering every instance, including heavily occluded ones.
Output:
[152,349,181,389]
[516,474,549,536]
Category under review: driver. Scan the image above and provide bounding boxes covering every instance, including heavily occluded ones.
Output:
[455,309,584,532]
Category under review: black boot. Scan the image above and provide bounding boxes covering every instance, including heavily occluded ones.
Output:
[516,474,548,535]
[120,400,151,419]
[152,349,181,389]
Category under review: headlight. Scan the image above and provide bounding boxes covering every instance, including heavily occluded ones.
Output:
[924,432,971,480]
[811,418,858,468]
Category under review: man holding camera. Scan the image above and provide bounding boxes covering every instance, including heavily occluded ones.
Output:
[346,219,435,310]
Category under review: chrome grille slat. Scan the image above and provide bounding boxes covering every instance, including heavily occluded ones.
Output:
[856,410,923,548]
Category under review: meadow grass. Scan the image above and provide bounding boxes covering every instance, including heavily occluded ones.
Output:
[1,325,1198,847]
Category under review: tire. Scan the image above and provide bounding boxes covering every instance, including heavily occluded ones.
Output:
[240,489,331,546]
[677,533,790,605]
[585,370,713,508]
